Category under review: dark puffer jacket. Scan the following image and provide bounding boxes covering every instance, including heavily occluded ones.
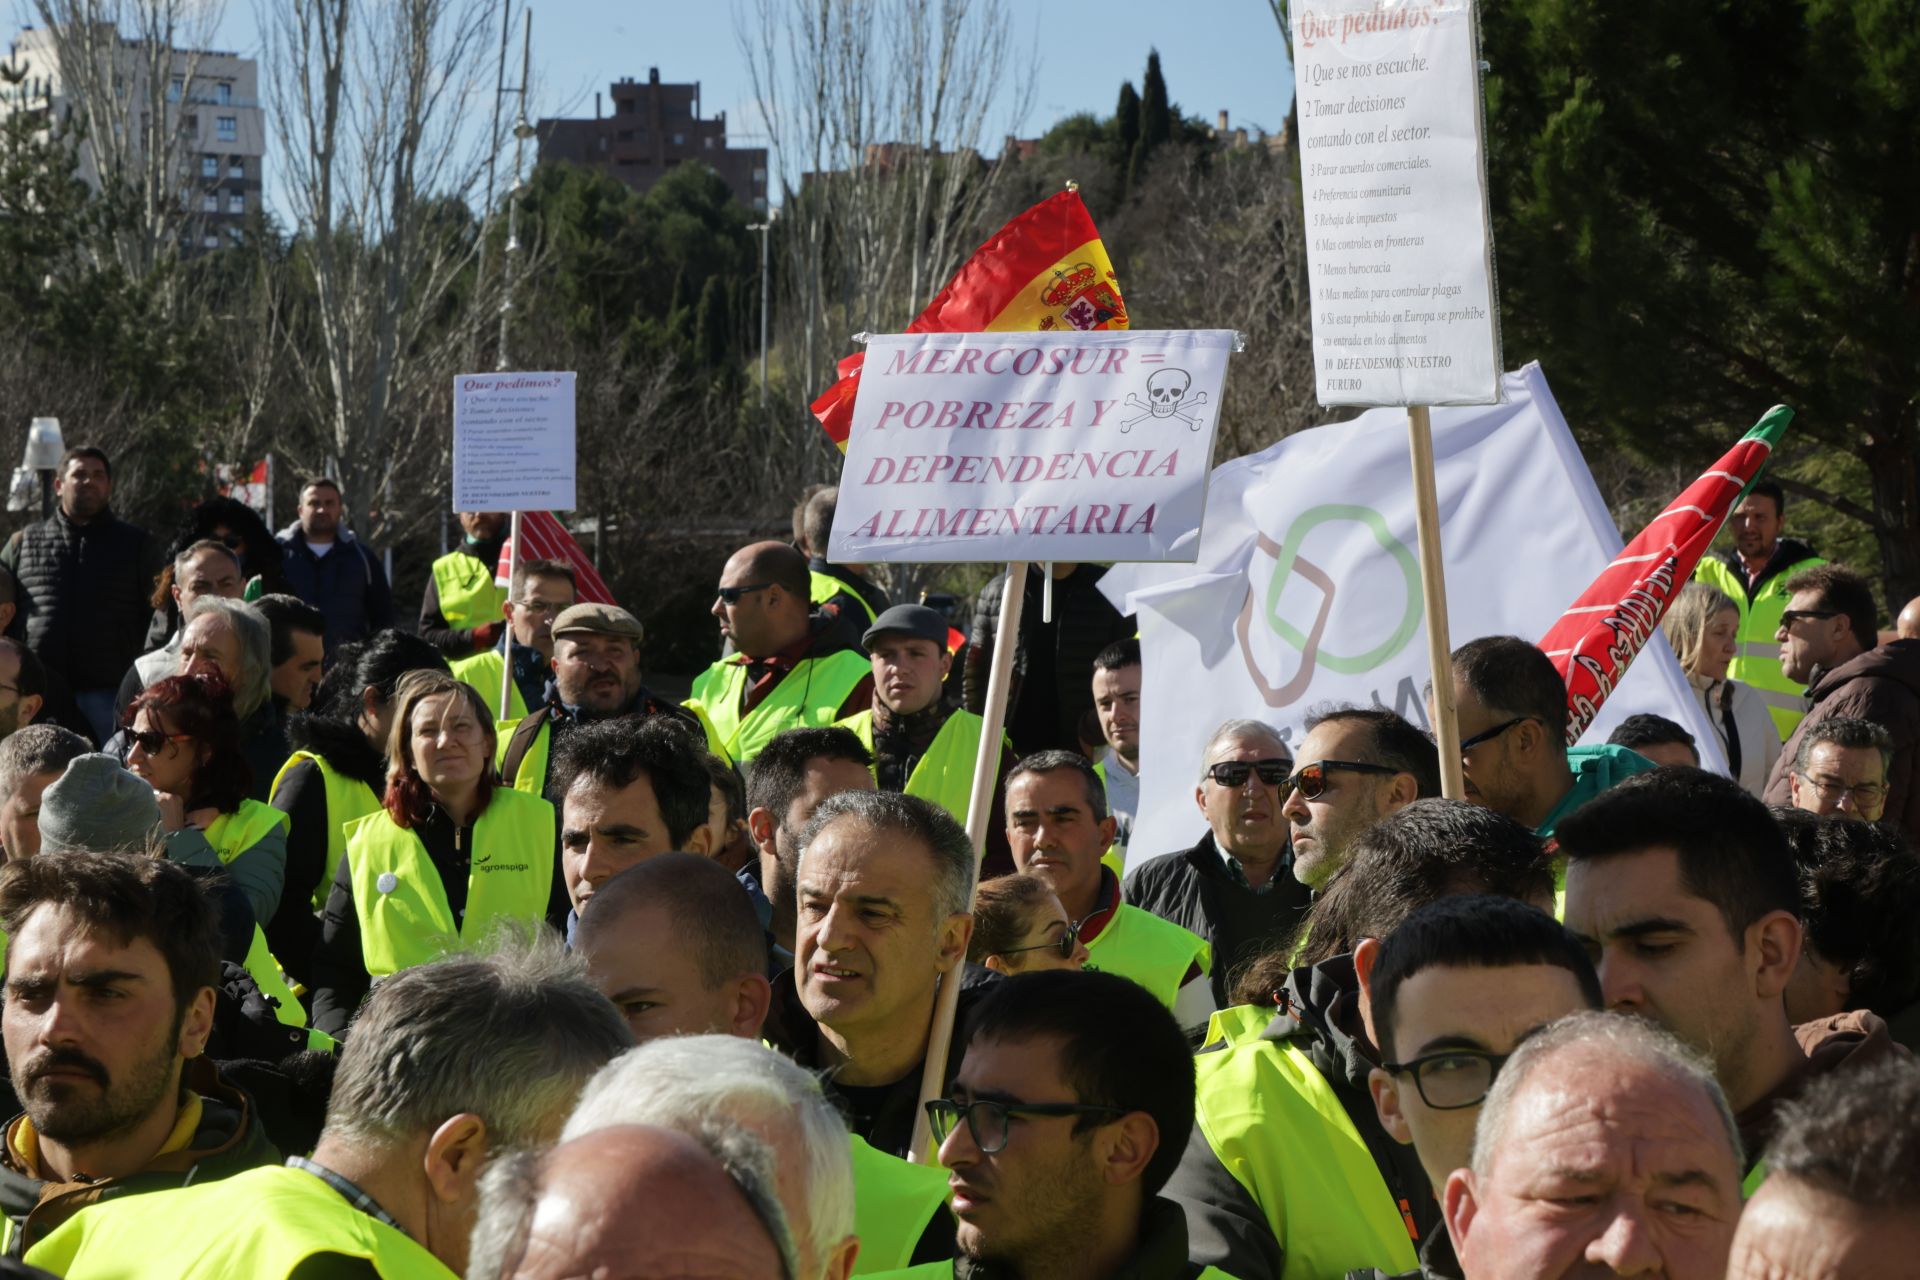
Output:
[962,563,1133,755]
[1,509,161,690]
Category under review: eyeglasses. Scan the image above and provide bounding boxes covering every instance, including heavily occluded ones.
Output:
[126,728,193,756]
[514,598,568,614]
[1381,1049,1512,1110]
[0,683,20,697]
[1459,716,1533,754]
[715,583,772,605]
[1283,759,1402,800]
[998,923,1079,962]
[925,1098,1126,1154]
[1205,758,1292,788]
[1796,774,1887,805]
[1779,609,1839,627]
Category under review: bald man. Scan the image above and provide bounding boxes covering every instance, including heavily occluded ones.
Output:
[690,541,872,765]
[1899,595,1920,642]
[472,1125,790,1280]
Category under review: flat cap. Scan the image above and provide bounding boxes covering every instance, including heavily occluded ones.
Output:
[863,604,950,650]
[551,602,645,644]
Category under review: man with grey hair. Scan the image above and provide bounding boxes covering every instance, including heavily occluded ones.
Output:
[113,539,245,720]
[0,725,90,861]
[467,1123,791,1280]
[763,790,984,1159]
[1444,1011,1743,1280]
[25,937,631,1277]
[1787,715,1892,822]
[1125,719,1312,1008]
[1728,1054,1920,1279]
[555,1036,878,1280]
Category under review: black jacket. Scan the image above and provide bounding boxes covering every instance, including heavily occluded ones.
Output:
[275,525,393,654]
[1164,956,1437,1280]
[1124,833,1313,1008]
[963,564,1132,756]
[1347,1228,1461,1280]
[2,508,162,691]
[953,1197,1215,1280]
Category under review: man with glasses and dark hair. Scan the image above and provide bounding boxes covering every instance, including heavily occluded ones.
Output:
[1784,715,1890,821]
[451,557,577,722]
[1430,635,1653,839]
[1005,751,1211,1021]
[1125,720,1313,1010]
[1347,896,1601,1280]
[1763,562,1920,830]
[691,542,872,767]
[1283,706,1440,892]
[917,969,1215,1280]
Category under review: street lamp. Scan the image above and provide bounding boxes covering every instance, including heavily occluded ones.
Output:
[20,418,64,519]
[746,210,776,410]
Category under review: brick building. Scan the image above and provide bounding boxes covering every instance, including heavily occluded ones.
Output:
[536,68,768,212]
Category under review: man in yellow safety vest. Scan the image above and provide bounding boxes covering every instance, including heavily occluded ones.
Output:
[836,604,1017,879]
[419,510,509,660]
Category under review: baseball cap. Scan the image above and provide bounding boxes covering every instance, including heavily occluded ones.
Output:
[863,604,950,650]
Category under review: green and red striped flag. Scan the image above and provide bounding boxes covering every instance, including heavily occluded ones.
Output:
[1540,405,1795,742]
[810,187,1128,451]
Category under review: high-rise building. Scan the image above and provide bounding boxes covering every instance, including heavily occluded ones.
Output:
[537,68,768,212]
[1,22,265,253]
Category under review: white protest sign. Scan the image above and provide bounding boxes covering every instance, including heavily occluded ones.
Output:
[1295,0,1501,406]
[829,330,1233,564]
[452,372,577,511]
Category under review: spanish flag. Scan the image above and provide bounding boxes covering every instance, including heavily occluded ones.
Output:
[810,187,1128,451]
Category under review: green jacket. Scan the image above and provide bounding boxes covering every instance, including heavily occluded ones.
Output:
[1538,744,1656,839]
[1693,539,1822,738]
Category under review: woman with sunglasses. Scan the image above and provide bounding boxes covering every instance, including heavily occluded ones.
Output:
[309,669,554,1037]
[266,629,449,990]
[124,671,311,1030]
[969,873,1090,974]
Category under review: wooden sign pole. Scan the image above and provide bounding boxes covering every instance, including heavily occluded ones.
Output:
[500,509,523,720]
[906,559,1029,1162]
[1407,407,1464,799]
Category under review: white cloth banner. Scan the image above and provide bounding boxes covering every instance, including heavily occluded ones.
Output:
[830,330,1233,563]
[1101,362,1724,864]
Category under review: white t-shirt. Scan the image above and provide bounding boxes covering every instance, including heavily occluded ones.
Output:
[304,538,336,558]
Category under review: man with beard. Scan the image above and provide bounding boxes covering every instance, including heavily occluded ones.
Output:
[274,478,394,656]
[0,853,274,1256]
[420,511,509,660]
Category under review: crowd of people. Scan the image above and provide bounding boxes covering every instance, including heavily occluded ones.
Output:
[0,448,1912,1278]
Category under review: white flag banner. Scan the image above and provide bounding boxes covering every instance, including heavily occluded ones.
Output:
[830,330,1234,564]
[1101,362,1724,865]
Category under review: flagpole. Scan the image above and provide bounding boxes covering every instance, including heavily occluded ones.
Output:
[501,509,522,720]
[908,560,1028,1163]
[1408,407,1465,799]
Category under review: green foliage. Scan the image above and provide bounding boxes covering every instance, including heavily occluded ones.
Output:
[1139,49,1172,152]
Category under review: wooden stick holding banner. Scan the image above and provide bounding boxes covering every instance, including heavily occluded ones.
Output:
[906,559,1028,1163]
[500,509,523,719]
[1407,407,1465,798]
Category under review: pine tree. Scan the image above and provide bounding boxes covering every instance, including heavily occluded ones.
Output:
[1139,50,1172,153]
[1114,80,1141,188]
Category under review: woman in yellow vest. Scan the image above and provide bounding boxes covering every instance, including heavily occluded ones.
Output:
[968,872,1089,974]
[125,671,310,1031]
[267,630,449,989]
[309,669,554,1037]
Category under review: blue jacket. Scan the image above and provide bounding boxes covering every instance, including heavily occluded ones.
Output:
[275,524,394,654]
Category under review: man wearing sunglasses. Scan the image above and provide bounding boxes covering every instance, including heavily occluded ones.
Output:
[1124,720,1312,1010]
[923,969,1219,1280]
[1350,896,1601,1279]
[692,542,873,766]
[1432,636,1653,840]
[1762,563,1920,832]
[1283,707,1439,892]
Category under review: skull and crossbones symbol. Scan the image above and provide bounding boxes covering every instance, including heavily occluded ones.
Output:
[1120,368,1208,432]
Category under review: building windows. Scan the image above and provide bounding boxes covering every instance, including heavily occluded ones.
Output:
[704,136,715,150]
[229,159,244,179]
[168,76,183,101]
[202,155,218,178]
[216,115,236,141]
[214,82,231,105]
[202,192,219,212]
[752,167,766,183]
[203,234,219,249]
[671,132,684,146]
[228,192,245,213]
[617,129,634,142]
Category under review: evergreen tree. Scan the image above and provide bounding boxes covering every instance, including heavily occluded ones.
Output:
[1139,50,1172,152]
[693,274,731,372]
[1114,80,1141,188]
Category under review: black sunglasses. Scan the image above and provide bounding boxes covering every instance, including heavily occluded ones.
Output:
[1206,758,1292,788]
[1381,1049,1512,1110]
[1778,609,1839,627]
[925,1098,1126,1154]
[125,728,193,756]
[715,583,773,605]
[1458,716,1534,754]
[1282,759,1401,800]
[999,922,1079,962]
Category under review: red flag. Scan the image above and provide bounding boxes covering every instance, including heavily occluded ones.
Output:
[493,511,615,605]
[810,187,1128,451]
[1539,406,1793,742]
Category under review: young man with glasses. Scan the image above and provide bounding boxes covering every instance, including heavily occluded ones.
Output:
[1785,715,1890,821]
[912,969,1224,1280]
[1762,563,1920,832]
[450,557,577,722]
[692,541,873,766]
[1431,636,1654,840]
[1348,895,1601,1280]
[1282,707,1439,892]
[1125,720,1314,1010]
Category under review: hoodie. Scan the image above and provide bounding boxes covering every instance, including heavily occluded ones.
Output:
[0,1058,278,1256]
[1763,638,1920,833]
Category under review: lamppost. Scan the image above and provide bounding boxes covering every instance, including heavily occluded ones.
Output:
[24,418,64,519]
[746,212,775,410]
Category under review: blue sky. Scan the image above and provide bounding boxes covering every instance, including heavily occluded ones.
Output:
[203,1,1297,219]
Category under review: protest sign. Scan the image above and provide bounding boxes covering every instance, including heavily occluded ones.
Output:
[1101,364,1723,867]
[829,329,1234,564]
[1294,0,1501,407]
[452,371,577,512]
